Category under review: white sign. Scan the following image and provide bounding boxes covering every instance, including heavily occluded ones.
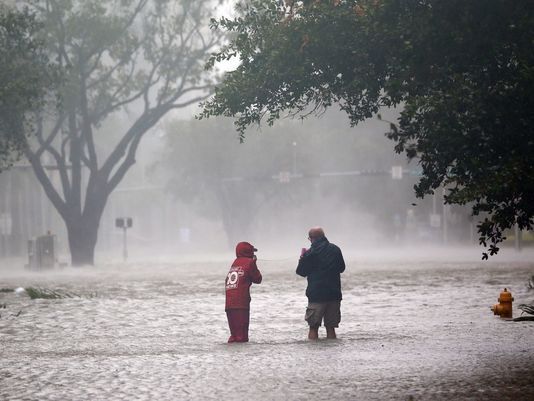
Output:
[391,166,403,180]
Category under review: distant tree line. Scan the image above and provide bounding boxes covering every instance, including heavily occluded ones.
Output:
[200,0,534,258]
[158,113,432,248]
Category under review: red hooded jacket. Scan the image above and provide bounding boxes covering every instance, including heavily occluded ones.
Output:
[225,242,262,310]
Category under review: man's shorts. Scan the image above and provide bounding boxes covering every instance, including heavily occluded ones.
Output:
[304,301,341,329]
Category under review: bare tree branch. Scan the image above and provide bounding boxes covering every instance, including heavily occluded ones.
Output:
[169,94,211,110]
[49,0,71,67]
[67,111,82,218]
[26,149,67,220]
[79,72,98,171]
[92,57,159,121]
[33,112,66,158]
[105,131,144,193]
[34,116,72,201]
[99,112,149,178]
[86,41,142,91]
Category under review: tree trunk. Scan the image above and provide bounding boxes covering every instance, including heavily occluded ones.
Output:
[66,186,108,267]
[66,218,99,266]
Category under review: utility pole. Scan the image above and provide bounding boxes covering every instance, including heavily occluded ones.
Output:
[115,217,132,262]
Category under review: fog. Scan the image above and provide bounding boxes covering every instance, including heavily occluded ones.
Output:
[0,103,527,265]
[2,1,534,400]
[0,109,478,264]
[150,108,452,257]
[1,0,526,265]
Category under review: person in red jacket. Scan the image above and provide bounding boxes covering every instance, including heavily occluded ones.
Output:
[225,242,262,343]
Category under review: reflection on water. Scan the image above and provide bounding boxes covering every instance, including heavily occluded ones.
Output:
[1,253,534,400]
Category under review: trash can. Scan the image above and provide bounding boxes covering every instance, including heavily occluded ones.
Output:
[27,233,56,269]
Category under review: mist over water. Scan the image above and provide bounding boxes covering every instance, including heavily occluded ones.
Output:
[0,106,491,264]
[1,249,534,400]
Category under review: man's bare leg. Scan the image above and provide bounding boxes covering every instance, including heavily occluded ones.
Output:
[308,327,319,340]
[326,327,336,339]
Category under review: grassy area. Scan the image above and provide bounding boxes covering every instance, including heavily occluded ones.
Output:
[24,287,80,300]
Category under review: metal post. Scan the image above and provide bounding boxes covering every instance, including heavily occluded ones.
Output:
[122,226,128,262]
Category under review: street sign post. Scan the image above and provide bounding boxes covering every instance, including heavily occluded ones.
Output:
[115,217,133,261]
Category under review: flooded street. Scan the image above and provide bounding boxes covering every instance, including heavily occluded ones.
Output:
[1,249,534,400]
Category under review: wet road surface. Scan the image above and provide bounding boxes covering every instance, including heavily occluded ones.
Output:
[1,250,534,400]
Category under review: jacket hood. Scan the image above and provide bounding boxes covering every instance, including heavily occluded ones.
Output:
[235,242,257,258]
[310,236,329,253]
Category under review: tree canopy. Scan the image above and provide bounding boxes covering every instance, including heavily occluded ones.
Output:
[0,5,53,171]
[201,0,534,258]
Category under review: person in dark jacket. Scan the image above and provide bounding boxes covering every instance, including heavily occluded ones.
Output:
[225,242,262,343]
[296,227,345,340]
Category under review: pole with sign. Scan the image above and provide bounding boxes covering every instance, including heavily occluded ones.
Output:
[115,217,132,262]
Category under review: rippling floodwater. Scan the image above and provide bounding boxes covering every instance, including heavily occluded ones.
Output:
[1,249,534,401]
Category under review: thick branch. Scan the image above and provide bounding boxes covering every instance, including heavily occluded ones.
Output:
[49,0,71,67]
[79,72,98,171]
[25,149,67,221]
[92,57,159,121]
[142,60,165,113]
[35,116,72,202]
[86,41,142,91]
[105,131,144,193]
[82,169,108,220]
[169,94,212,110]
[100,112,150,178]
[101,108,165,183]
[33,112,66,158]
[68,111,82,218]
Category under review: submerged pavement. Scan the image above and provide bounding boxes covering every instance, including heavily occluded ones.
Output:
[1,251,533,400]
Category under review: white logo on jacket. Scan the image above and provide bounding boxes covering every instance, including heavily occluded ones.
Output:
[226,266,244,290]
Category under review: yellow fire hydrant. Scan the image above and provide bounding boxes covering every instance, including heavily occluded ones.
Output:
[491,288,514,318]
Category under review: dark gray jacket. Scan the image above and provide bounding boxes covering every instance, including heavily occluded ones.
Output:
[296,237,345,302]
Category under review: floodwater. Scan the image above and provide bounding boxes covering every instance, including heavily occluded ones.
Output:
[1,249,534,401]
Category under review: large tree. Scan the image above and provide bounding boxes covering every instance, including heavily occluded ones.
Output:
[201,0,534,258]
[0,5,54,171]
[24,0,223,265]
